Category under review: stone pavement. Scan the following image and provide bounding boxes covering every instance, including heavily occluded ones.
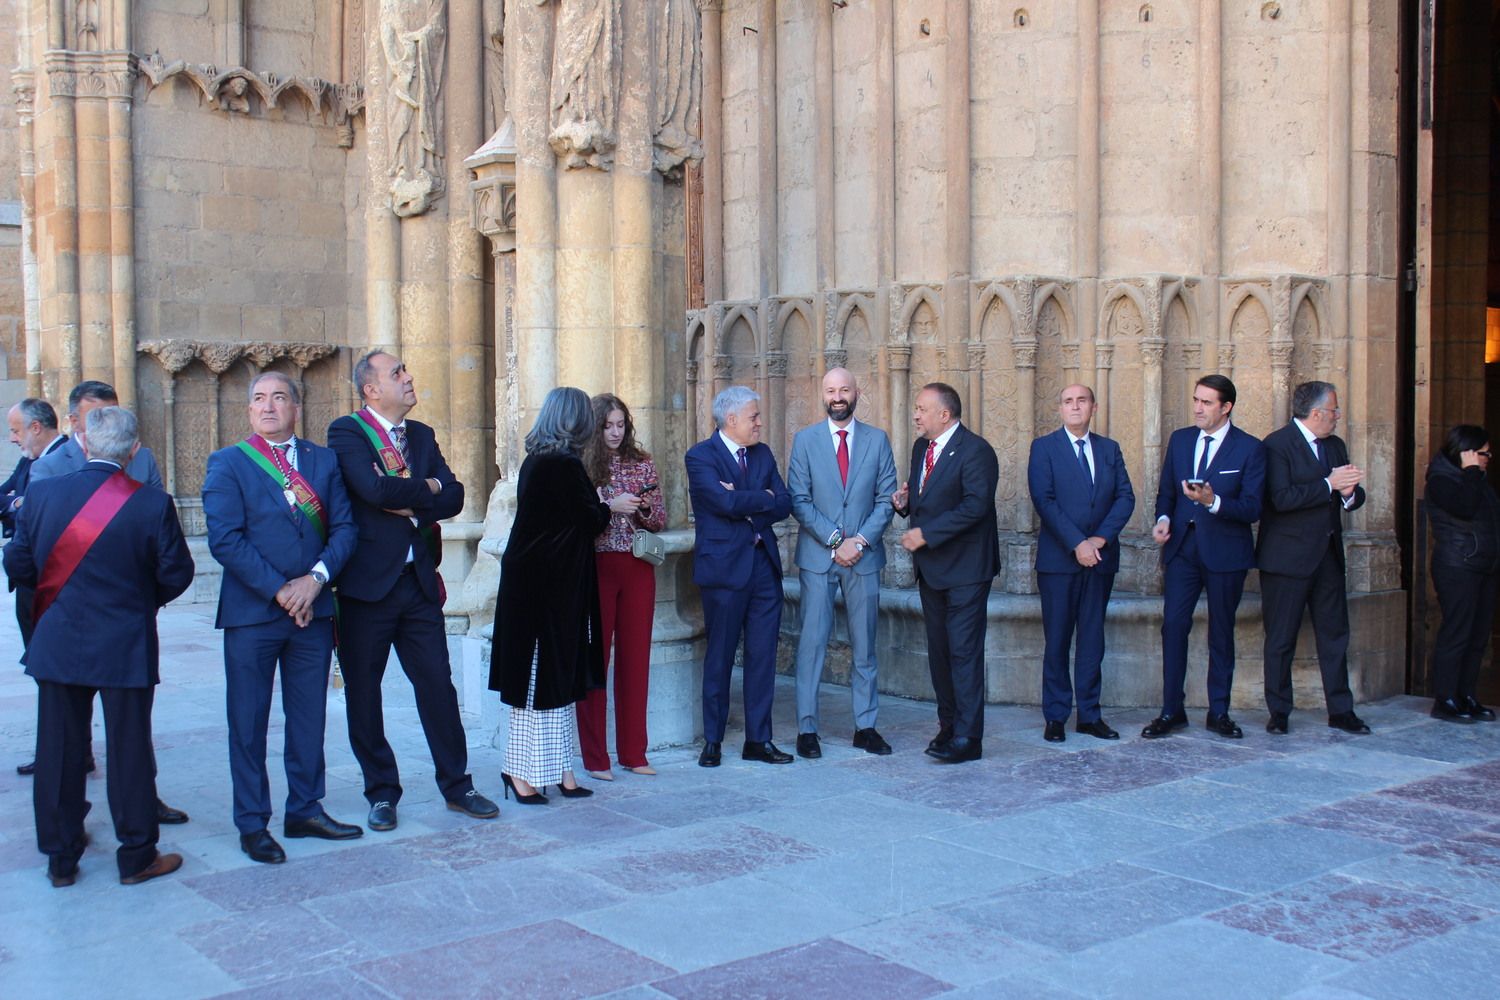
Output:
[2,596,1499,999]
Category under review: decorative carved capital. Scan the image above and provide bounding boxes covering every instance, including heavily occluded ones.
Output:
[1183,342,1202,369]
[12,73,36,118]
[823,348,848,370]
[886,345,912,371]
[1268,341,1294,368]
[243,342,281,369]
[765,352,788,378]
[1095,343,1115,369]
[685,359,699,382]
[138,339,198,374]
[711,355,733,380]
[1140,338,1166,367]
[967,343,986,367]
[287,343,339,369]
[1218,345,1236,370]
[198,342,244,374]
[472,179,517,243]
[1013,341,1038,370]
[1060,344,1080,370]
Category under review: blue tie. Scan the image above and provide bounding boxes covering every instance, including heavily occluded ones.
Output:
[1195,434,1213,481]
[1076,438,1092,486]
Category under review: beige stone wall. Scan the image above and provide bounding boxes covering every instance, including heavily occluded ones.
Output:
[0,0,25,431]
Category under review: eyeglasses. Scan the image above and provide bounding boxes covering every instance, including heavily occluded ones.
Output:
[1479,450,1493,459]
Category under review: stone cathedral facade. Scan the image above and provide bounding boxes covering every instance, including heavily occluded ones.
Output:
[2,1,1456,746]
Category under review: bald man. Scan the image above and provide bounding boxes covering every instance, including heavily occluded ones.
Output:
[787,369,899,758]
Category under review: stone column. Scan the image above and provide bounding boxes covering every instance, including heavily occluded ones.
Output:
[511,0,558,431]
[701,1,723,305]
[812,0,835,356]
[14,72,42,397]
[1140,337,1165,523]
[1074,0,1100,385]
[105,60,137,410]
[887,344,911,466]
[40,52,83,397]
[1198,0,1223,368]
[1014,339,1038,532]
[364,5,401,355]
[1270,275,1295,425]
[945,0,972,424]
[1094,341,1114,435]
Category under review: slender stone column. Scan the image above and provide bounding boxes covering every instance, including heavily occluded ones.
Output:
[1094,342,1113,434]
[1198,0,1222,370]
[888,344,912,470]
[1141,337,1165,523]
[1327,0,1353,403]
[945,0,972,423]
[756,0,777,298]
[14,72,42,397]
[812,0,834,360]
[364,10,401,355]
[701,3,723,305]
[106,66,137,410]
[42,54,83,394]
[1075,0,1100,383]
[1014,339,1038,532]
[510,0,557,431]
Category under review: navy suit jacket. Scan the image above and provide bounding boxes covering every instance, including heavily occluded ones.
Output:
[3,462,194,688]
[685,434,792,589]
[1,455,31,539]
[1154,423,1265,573]
[898,423,1001,589]
[1256,422,1365,577]
[326,414,464,604]
[30,435,164,490]
[203,439,358,628]
[1028,428,1135,575]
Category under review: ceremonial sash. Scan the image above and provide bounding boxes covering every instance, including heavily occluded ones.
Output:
[348,410,442,565]
[235,436,328,541]
[33,471,141,624]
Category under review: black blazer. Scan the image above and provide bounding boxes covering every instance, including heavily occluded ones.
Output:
[326,414,465,603]
[1,455,31,540]
[897,424,1001,589]
[1256,421,1365,577]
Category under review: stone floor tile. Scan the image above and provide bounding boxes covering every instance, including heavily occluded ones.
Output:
[1354,723,1500,765]
[1201,759,1395,801]
[736,789,971,852]
[179,903,380,986]
[757,834,1045,917]
[653,938,950,1000]
[569,821,824,895]
[0,929,241,999]
[207,968,401,999]
[1379,773,1500,817]
[1281,744,1459,784]
[572,873,867,973]
[1283,794,1487,846]
[1133,820,1395,894]
[1009,745,1196,795]
[1114,732,1283,773]
[950,862,1246,953]
[502,800,668,846]
[1326,914,1500,999]
[834,906,1064,987]
[598,784,776,829]
[1089,775,1319,832]
[1208,873,1491,962]
[389,819,560,872]
[934,976,1089,999]
[891,768,1084,821]
[1032,918,1355,999]
[180,840,442,912]
[351,919,674,998]
[929,801,1202,874]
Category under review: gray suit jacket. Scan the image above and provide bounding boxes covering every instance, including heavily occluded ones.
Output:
[788,419,898,575]
[29,436,165,490]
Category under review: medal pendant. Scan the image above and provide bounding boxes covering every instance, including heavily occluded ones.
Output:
[284,488,298,507]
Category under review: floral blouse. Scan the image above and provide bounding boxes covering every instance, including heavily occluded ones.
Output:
[596,454,667,552]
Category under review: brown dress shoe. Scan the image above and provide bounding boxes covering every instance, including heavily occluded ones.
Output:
[120,852,183,885]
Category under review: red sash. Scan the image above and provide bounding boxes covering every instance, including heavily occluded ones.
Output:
[33,471,141,624]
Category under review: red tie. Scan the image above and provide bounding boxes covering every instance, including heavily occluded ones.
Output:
[921,440,937,491]
[836,430,849,486]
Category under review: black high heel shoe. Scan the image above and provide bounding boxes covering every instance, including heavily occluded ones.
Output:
[556,779,593,799]
[501,773,548,804]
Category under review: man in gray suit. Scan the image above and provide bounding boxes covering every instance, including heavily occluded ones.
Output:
[787,368,899,758]
[30,381,165,489]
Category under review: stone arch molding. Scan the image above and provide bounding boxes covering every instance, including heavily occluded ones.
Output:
[825,291,877,368]
[893,285,943,344]
[136,52,365,141]
[770,297,815,356]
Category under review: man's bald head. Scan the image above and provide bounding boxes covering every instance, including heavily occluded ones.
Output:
[822,367,859,425]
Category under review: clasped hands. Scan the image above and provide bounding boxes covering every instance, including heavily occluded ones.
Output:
[1327,463,1363,497]
[275,574,323,628]
[1074,537,1107,568]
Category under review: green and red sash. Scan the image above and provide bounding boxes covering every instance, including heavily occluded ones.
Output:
[33,470,141,624]
[235,436,328,541]
[349,409,442,566]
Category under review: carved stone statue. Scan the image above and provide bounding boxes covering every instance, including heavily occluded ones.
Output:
[382,0,447,216]
[549,0,622,170]
[653,0,702,176]
[483,0,506,136]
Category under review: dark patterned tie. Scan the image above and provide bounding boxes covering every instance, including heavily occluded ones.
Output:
[1195,434,1213,481]
[1076,438,1092,486]
[1315,437,1330,474]
[737,447,748,477]
[391,425,411,469]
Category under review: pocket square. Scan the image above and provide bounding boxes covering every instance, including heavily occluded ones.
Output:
[1216,469,1241,475]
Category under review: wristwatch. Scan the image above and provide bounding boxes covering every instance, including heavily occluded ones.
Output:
[310,569,329,586]
[827,529,844,550]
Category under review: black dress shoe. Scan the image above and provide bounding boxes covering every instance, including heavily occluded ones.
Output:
[796,733,822,759]
[47,859,78,887]
[1043,720,1066,743]
[1140,711,1189,739]
[156,799,189,825]
[1328,711,1372,734]
[447,789,500,819]
[1205,712,1243,739]
[16,760,35,775]
[927,728,954,754]
[367,800,397,831]
[284,810,363,840]
[698,741,722,767]
[853,728,893,755]
[1461,695,1496,722]
[1431,698,1476,724]
[742,740,794,764]
[1076,719,1119,740]
[1266,712,1289,734]
[928,736,982,763]
[240,829,287,864]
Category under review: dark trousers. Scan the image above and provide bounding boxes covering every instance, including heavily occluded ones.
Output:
[1160,527,1246,717]
[337,571,473,805]
[918,577,992,740]
[34,681,158,878]
[224,616,334,834]
[1430,563,1498,702]
[15,584,35,645]
[1261,541,1354,716]
[700,545,782,743]
[579,552,656,771]
[1038,568,1116,723]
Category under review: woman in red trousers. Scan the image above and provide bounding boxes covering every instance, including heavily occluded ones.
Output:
[579,394,666,779]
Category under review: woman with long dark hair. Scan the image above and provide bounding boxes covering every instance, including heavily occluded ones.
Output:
[578,394,666,779]
[1425,423,1500,723]
[490,387,611,801]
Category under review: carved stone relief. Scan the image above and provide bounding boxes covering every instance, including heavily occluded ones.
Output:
[483,0,506,136]
[382,0,448,216]
[654,0,702,176]
[1226,293,1273,437]
[1033,294,1068,437]
[550,0,623,170]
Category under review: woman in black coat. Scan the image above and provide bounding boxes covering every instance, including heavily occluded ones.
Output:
[490,387,612,800]
[1425,424,1500,723]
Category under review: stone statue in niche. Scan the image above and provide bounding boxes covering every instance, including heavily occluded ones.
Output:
[382,0,448,217]
[654,0,703,176]
[549,0,622,170]
[483,0,506,136]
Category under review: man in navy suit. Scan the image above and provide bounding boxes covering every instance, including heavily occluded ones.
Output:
[4,406,194,887]
[29,380,164,489]
[1146,374,1265,740]
[787,368,899,758]
[892,383,1000,764]
[204,372,362,865]
[6,399,65,776]
[1027,384,1135,743]
[327,351,498,831]
[1257,381,1370,735]
[686,385,794,767]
